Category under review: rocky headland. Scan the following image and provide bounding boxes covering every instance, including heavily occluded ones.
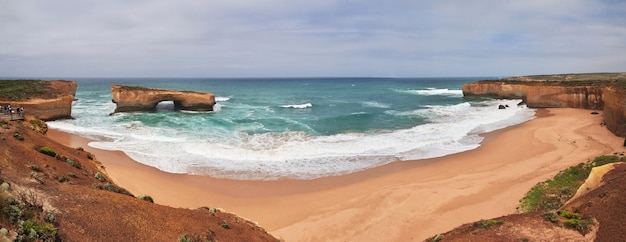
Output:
[111,85,216,113]
[463,73,626,137]
[0,80,276,241]
[0,80,77,120]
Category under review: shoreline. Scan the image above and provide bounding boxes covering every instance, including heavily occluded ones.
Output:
[46,108,625,241]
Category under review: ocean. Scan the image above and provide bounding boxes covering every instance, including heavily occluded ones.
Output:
[46,77,535,180]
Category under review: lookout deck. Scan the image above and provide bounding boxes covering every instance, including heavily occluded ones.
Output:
[0,113,25,121]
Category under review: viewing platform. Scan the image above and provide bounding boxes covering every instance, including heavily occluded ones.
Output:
[0,112,25,121]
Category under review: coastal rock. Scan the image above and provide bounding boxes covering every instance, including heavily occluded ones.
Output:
[0,80,77,120]
[602,86,626,137]
[462,82,604,109]
[111,85,216,113]
[462,73,626,137]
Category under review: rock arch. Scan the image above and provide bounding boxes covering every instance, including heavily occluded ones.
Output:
[111,85,216,113]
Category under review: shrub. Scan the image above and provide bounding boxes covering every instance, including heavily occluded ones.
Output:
[220,220,230,229]
[57,176,68,183]
[139,195,154,203]
[543,212,559,223]
[66,158,82,169]
[93,183,134,197]
[19,219,57,241]
[432,234,444,242]
[519,155,626,212]
[0,182,9,191]
[564,218,595,234]
[67,173,77,178]
[30,172,44,184]
[44,212,56,224]
[38,147,57,157]
[558,210,580,219]
[12,132,23,141]
[30,165,42,172]
[94,172,106,182]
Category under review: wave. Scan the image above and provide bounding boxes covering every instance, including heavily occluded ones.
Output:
[395,88,463,96]
[215,96,230,102]
[362,101,391,109]
[65,99,535,181]
[280,103,312,109]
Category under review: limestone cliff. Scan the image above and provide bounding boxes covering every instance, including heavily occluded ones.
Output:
[0,80,77,120]
[462,73,626,137]
[462,82,604,109]
[111,85,216,112]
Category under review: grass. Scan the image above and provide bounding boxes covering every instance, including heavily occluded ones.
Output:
[519,154,626,213]
[38,146,57,157]
[0,80,48,101]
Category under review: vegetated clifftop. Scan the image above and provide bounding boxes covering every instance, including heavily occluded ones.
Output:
[0,80,77,120]
[111,85,216,113]
[0,118,277,241]
[427,158,626,242]
[463,73,626,137]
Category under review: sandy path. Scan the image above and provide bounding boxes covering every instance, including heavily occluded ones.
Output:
[47,108,625,241]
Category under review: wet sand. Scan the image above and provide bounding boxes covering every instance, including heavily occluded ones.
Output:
[47,108,625,241]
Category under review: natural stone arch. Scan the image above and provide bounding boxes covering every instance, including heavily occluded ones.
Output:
[111,85,216,113]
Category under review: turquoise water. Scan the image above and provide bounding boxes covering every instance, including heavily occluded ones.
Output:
[47,77,535,180]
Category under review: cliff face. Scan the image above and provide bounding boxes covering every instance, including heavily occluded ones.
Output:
[462,82,604,109]
[111,85,216,113]
[1,80,77,120]
[603,86,626,137]
[462,73,626,137]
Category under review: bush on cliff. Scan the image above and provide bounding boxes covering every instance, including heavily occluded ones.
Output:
[519,155,626,212]
[38,147,57,157]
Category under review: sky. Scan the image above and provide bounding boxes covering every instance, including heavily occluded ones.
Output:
[1,0,625,78]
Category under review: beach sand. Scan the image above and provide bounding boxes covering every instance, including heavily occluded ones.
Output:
[47,108,625,241]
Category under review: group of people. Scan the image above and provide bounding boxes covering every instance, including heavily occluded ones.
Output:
[2,104,24,118]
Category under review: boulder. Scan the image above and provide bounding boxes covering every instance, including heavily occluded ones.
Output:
[111,85,216,113]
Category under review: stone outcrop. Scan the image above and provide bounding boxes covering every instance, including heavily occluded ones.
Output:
[0,80,77,120]
[111,85,216,113]
[603,86,626,137]
[462,73,626,137]
[462,82,604,109]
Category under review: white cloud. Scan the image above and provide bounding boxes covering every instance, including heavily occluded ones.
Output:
[0,0,624,77]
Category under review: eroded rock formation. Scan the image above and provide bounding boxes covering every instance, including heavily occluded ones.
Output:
[111,85,216,113]
[0,80,77,120]
[462,73,626,137]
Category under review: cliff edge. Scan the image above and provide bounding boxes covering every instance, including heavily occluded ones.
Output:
[111,85,216,113]
[462,73,626,137]
[0,80,77,120]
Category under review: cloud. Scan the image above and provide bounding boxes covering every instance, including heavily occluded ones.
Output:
[0,0,625,77]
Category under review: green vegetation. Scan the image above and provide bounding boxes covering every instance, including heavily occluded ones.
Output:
[12,132,24,141]
[94,172,106,182]
[179,232,216,242]
[472,219,503,230]
[220,220,230,229]
[432,234,444,242]
[558,210,580,219]
[38,147,57,157]
[0,80,47,101]
[92,183,134,197]
[30,165,42,172]
[138,195,154,203]
[519,155,626,213]
[0,188,59,241]
[563,217,595,234]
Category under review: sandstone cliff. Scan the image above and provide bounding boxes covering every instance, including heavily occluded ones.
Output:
[462,73,626,137]
[0,80,77,120]
[111,85,216,113]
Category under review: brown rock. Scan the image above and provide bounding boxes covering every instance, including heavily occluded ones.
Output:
[111,85,216,113]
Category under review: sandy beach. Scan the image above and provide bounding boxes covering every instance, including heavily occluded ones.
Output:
[47,108,625,241]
